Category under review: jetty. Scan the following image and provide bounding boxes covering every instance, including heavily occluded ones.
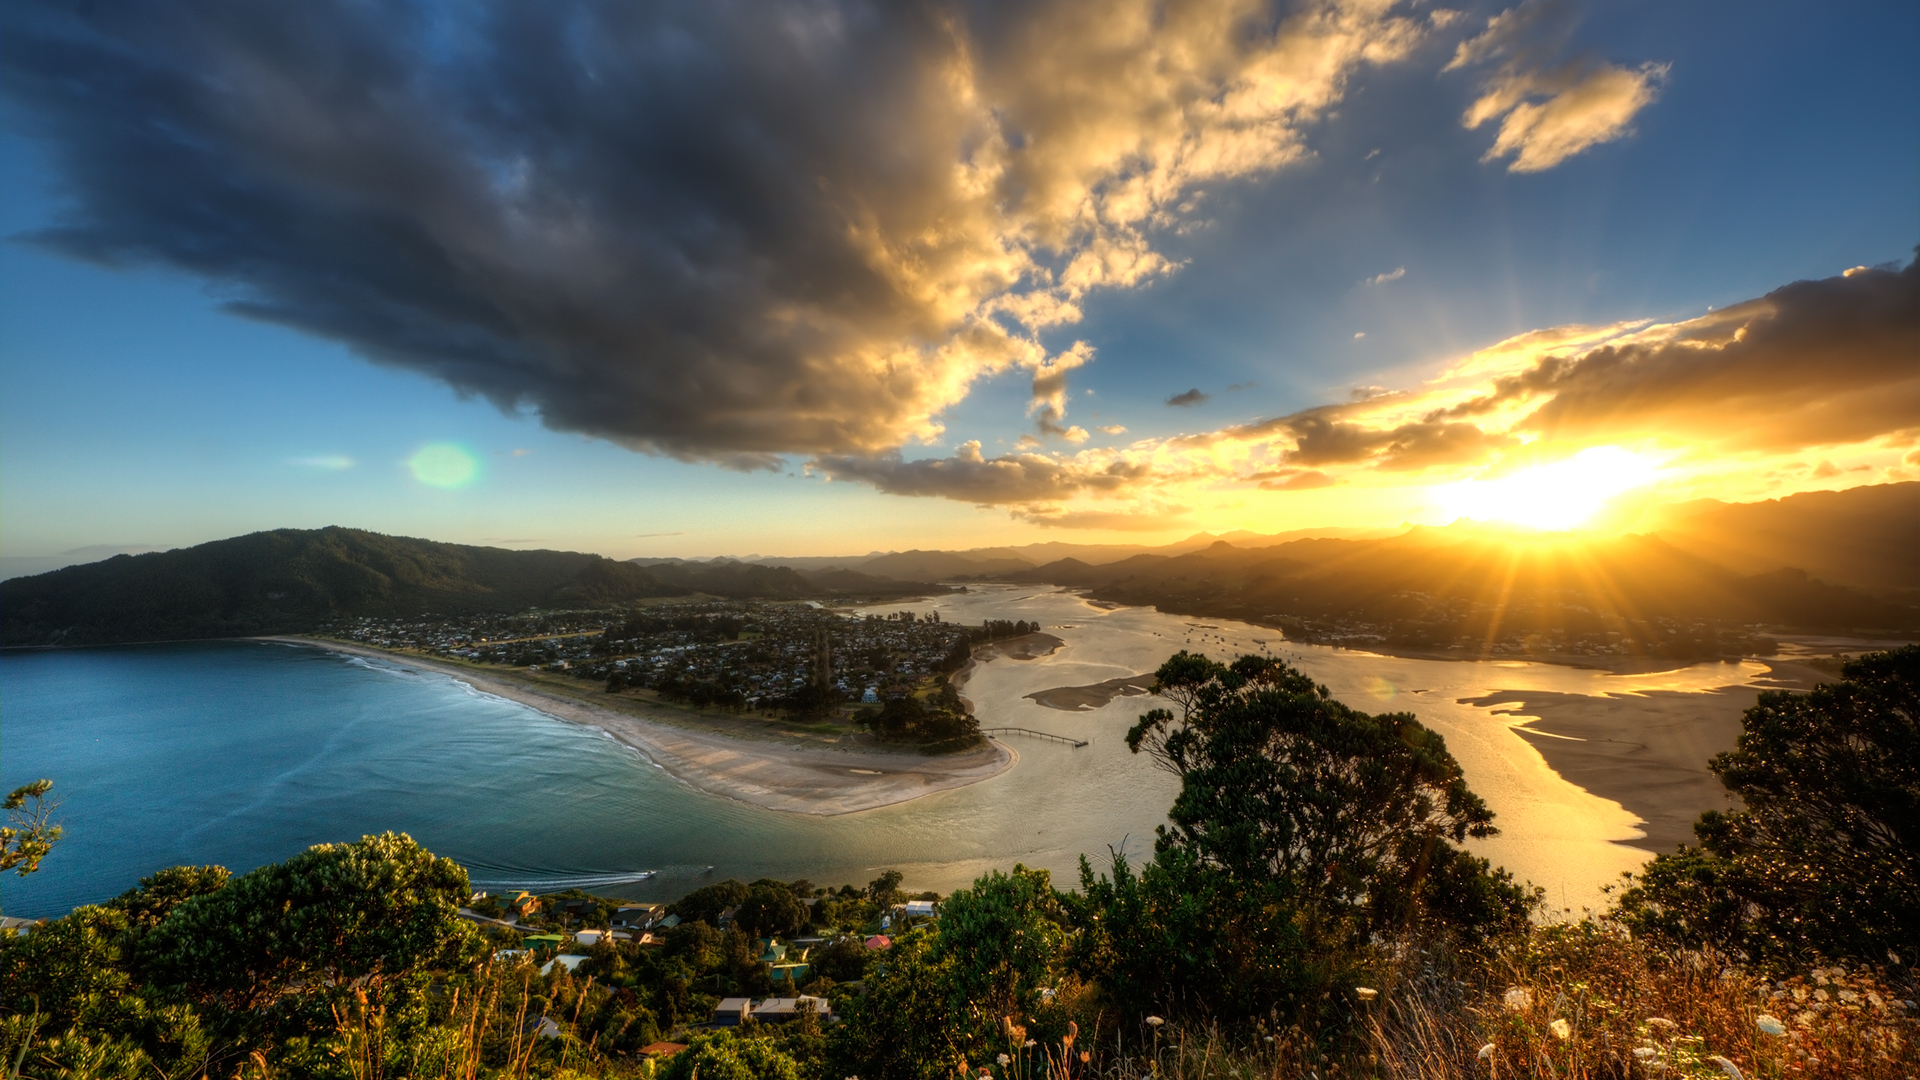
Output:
[981,727,1088,748]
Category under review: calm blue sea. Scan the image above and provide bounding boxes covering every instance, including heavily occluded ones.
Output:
[0,638,1167,917]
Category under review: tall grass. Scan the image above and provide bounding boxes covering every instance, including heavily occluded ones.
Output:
[980,924,1916,1080]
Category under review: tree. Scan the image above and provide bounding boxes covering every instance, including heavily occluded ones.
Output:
[142,832,482,1010]
[1616,645,1919,963]
[1,779,62,878]
[670,879,750,926]
[930,866,1066,1029]
[867,870,905,906]
[106,866,231,932]
[1127,652,1527,943]
[734,883,808,940]
[661,1029,802,1080]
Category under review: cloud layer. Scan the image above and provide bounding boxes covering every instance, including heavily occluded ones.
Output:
[4,0,1436,466]
[815,259,1917,525]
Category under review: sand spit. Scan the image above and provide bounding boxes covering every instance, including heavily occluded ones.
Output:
[973,632,1066,661]
[1025,673,1157,712]
[257,637,1014,816]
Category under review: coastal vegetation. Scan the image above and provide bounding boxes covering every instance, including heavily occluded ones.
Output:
[3,650,1915,1078]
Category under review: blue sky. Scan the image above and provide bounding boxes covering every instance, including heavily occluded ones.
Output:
[3,0,1914,568]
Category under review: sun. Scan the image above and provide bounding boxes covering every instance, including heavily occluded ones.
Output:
[1436,446,1658,531]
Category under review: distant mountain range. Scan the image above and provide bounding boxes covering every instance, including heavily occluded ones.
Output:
[0,528,941,647]
[5,484,1911,648]
[687,483,1917,595]
[991,484,1919,648]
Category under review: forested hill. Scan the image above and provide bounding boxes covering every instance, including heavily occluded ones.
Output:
[631,559,950,600]
[0,528,685,647]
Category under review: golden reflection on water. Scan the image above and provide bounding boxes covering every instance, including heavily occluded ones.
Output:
[862,585,1786,914]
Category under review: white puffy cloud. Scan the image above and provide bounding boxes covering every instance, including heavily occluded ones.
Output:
[1447,0,1665,172]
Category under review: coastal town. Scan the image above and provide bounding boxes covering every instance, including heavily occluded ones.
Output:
[322,601,1043,720]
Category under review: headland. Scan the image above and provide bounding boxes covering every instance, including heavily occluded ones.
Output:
[259,637,1014,816]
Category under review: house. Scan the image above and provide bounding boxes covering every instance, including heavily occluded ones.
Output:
[639,1043,687,1059]
[758,941,787,964]
[0,916,38,937]
[711,998,753,1027]
[903,900,936,917]
[770,963,811,984]
[655,914,681,930]
[716,905,739,929]
[539,954,590,976]
[752,997,828,1023]
[864,934,892,951]
[521,933,566,956]
[574,930,607,947]
[612,903,665,929]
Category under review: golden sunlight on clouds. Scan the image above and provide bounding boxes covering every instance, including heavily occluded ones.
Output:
[816,259,1917,537]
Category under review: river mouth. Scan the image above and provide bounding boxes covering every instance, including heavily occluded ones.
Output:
[1,585,1808,916]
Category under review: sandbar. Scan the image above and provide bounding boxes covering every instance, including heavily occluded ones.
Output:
[258,637,1014,816]
[1457,659,1837,852]
[971,632,1065,662]
[1025,673,1156,711]
[1459,687,1751,853]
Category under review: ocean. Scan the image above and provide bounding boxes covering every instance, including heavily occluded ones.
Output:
[0,587,1777,917]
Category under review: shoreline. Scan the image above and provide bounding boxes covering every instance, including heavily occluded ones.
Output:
[1459,659,1835,854]
[257,636,1015,817]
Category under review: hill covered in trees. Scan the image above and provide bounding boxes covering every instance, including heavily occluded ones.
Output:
[0,528,687,647]
[631,559,949,601]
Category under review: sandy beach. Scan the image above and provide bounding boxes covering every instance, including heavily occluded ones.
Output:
[259,637,1014,816]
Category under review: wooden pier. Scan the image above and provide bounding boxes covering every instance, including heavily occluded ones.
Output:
[981,727,1089,748]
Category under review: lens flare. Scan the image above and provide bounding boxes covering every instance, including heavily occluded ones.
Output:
[1438,446,1657,531]
[408,443,480,488]
[289,455,354,470]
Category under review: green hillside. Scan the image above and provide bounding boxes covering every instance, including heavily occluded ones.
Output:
[0,527,683,647]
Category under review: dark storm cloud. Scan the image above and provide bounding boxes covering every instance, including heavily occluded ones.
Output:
[2,0,1435,469]
[1444,259,1920,453]
[812,442,1153,504]
[1166,388,1211,407]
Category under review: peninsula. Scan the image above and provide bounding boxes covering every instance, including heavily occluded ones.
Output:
[263,636,1015,816]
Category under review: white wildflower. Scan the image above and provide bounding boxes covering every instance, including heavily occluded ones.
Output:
[1549,1019,1571,1040]
[1354,987,1378,1001]
[1024,1040,1035,1049]
[1794,1011,1816,1028]
[1756,1014,1786,1036]
[1632,1047,1658,1060]
[1707,1055,1745,1080]
[996,1054,1010,1066]
[1502,987,1533,1012]
[1145,1016,1165,1028]
[1476,1043,1495,1062]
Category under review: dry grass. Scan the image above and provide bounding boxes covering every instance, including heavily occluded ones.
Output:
[990,925,1918,1080]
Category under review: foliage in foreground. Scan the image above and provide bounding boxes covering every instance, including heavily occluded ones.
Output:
[1616,645,1920,965]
